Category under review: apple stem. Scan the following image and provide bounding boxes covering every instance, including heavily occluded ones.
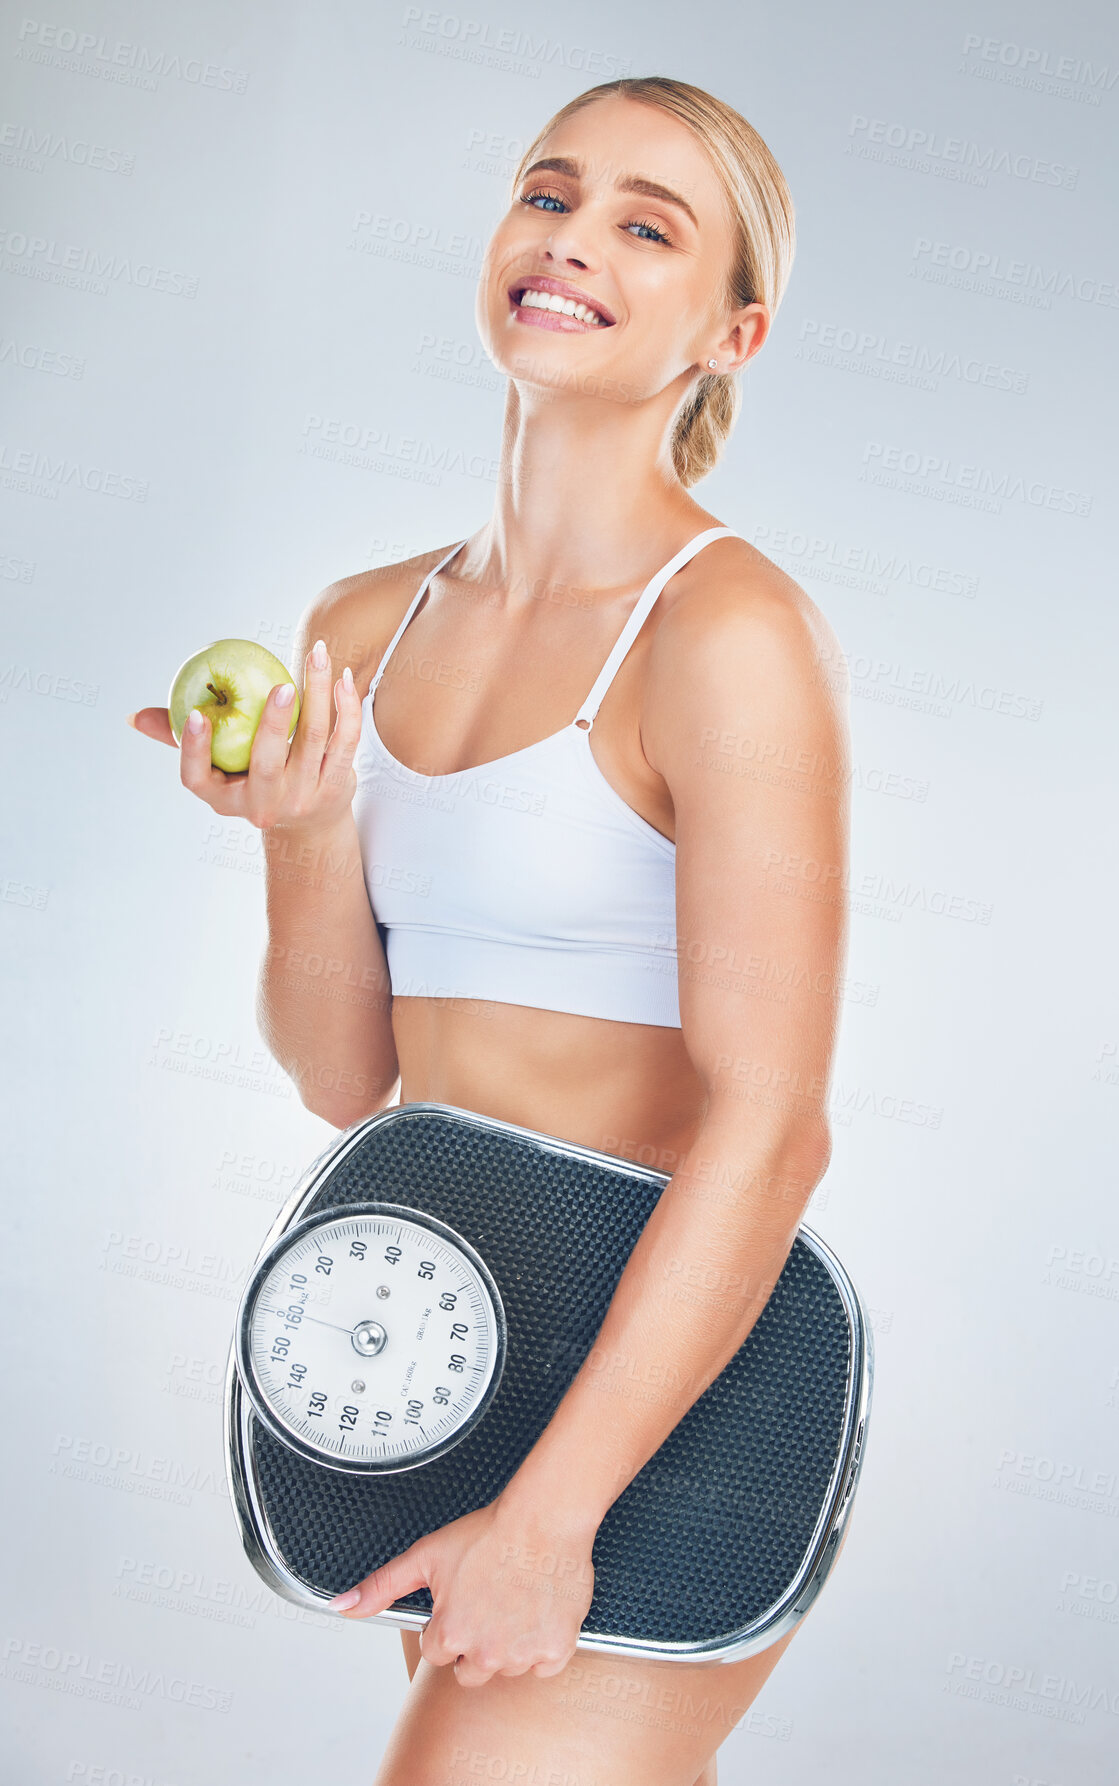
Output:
[205,681,228,706]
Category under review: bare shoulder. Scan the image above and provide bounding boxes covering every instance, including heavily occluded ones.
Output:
[657,533,847,698]
[290,544,462,692]
[644,533,849,768]
[668,534,843,674]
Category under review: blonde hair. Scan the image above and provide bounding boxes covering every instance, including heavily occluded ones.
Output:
[508,76,796,487]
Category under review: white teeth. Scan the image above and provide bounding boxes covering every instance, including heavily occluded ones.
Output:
[517,286,606,326]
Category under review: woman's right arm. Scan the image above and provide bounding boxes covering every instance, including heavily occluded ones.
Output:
[253,588,399,1129]
[129,576,401,1129]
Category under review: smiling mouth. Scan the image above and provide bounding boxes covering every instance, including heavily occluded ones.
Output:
[508,284,615,330]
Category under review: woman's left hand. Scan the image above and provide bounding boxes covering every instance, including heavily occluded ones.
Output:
[329,1497,596,1686]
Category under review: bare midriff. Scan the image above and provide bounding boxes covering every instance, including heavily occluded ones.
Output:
[391,996,708,1175]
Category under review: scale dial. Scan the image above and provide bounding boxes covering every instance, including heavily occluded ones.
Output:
[235,1202,506,1474]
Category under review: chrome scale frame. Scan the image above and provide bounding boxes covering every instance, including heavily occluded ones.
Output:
[225,1101,873,1666]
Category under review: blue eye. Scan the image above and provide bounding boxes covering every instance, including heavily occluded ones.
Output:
[518,189,672,245]
[522,189,565,214]
[626,216,671,244]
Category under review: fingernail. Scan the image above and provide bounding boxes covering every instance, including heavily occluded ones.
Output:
[186,708,204,735]
[330,1588,361,1611]
[311,639,328,670]
[125,712,137,728]
[275,682,295,707]
[342,665,354,693]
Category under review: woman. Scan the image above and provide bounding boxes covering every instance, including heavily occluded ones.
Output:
[131,75,852,1786]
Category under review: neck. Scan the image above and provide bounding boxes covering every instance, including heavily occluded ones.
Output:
[460,376,719,604]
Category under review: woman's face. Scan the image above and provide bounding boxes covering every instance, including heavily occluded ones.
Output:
[476,94,766,405]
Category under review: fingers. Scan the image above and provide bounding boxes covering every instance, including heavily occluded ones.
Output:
[448,1651,499,1689]
[418,1618,465,1670]
[244,681,299,791]
[419,1606,573,1684]
[320,663,363,796]
[431,1633,572,1687]
[158,644,354,828]
[287,637,335,774]
[126,706,177,747]
[178,707,240,809]
[530,1652,571,1680]
[329,1546,428,1620]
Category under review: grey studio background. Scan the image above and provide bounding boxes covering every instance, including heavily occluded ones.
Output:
[2,0,1117,1781]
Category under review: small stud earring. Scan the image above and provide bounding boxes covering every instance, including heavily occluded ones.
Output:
[707,358,718,370]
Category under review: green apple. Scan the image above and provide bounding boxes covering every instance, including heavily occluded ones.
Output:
[168,639,300,773]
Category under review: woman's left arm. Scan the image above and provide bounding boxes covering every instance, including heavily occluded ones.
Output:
[333,562,851,1684]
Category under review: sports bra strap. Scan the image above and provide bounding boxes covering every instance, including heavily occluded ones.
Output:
[369,540,468,694]
[574,527,742,729]
[369,527,743,718]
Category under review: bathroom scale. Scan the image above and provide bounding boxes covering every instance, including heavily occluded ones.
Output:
[224,1101,873,1664]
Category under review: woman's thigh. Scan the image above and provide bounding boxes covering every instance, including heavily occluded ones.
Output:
[383,1620,797,1786]
[384,1507,858,1784]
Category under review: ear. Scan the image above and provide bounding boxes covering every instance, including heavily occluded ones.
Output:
[709,301,771,374]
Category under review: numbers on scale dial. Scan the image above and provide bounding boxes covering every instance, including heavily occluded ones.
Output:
[246,1213,498,1465]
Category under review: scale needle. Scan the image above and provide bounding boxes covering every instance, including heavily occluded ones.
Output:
[270,1308,363,1338]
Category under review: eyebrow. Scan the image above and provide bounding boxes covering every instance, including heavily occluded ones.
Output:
[519,156,699,230]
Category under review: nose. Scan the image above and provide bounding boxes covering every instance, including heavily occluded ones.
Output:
[539,215,596,274]
[544,242,588,271]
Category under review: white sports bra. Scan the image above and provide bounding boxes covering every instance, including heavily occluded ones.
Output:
[351,526,742,1027]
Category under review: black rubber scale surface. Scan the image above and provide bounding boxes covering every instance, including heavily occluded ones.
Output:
[250,1107,853,1647]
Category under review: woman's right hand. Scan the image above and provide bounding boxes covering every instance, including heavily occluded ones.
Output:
[127,638,364,837]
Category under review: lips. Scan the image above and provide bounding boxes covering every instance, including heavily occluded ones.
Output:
[506,274,616,327]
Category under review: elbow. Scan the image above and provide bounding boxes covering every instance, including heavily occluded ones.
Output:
[704,1105,833,1228]
[773,1117,832,1223]
[298,1072,401,1131]
[706,1097,833,1181]
[795,1114,832,1183]
[778,1111,832,1183]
